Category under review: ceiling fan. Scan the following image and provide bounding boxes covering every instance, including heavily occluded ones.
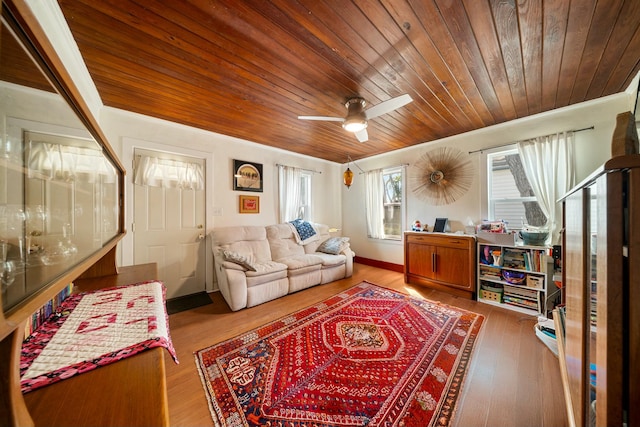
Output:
[297,94,413,142]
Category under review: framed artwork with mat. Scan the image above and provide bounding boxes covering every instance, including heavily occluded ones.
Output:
[233,159,263,192]
[239,195,259,213]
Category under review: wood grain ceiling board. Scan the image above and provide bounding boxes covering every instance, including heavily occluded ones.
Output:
[56,0,640,163]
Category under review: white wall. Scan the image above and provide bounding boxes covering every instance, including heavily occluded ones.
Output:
[341,92,634,265]
[100,107,342,269]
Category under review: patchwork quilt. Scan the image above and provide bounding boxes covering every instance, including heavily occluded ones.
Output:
[20,280,178,393]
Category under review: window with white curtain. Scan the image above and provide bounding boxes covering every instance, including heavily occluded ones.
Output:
[278,165,312,223]
[365,166,404,240]
[487,129,574,244]
[487,148,546,229]
[298,171,312,221]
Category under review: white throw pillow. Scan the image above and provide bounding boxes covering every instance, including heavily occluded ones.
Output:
[317,237,349,255]
[222,250,257,271]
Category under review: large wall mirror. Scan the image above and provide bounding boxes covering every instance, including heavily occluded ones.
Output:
[635,77,640,135]
[0,2,123,313]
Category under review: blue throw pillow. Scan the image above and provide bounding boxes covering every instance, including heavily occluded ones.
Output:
[289,219,316,241]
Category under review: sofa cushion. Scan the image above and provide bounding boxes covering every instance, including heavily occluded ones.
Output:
[316,237,350,255]
[212,226,273,262]
[312,252,347,267]
[277,254,323,271]
[223,250,257,271]
[246,261,288,275]
[266,224,306,259]
[221,260,250,271]
[245,267,288,288]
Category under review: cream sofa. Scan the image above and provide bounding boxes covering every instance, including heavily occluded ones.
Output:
[211,223,354,311]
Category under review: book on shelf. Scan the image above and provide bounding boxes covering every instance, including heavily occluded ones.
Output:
[24,282,74,338]
[503,295,538,310]
[504,284,538,299]
[502,251,526,269]
[497,247,552,273]
[479,265,501,279]
[480,281,504,293]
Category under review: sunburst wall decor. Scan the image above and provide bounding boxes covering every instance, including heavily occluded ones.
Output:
[410,147,475,206]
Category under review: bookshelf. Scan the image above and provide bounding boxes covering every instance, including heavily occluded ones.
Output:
[476,242,555,316]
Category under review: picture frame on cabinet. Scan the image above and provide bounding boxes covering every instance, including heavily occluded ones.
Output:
[239,195,260,213]
[433,217,448,232]
[233,159,263,192]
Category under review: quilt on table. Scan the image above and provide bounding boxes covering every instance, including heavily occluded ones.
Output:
[20,280,178,393]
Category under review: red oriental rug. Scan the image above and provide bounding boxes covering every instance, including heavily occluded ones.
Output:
[195,282,484,426]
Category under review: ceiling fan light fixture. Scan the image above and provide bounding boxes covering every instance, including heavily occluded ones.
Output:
[297,94,411,143]
[342,97,368,133]
[342,118,368,133]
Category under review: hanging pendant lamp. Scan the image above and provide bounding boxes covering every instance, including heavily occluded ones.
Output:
[343,166,354,188]
[343,155,363,189]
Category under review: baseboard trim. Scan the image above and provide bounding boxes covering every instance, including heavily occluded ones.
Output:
[354,256,404,273]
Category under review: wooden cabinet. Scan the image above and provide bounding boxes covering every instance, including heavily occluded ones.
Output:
[404,232,476,298]
[0,2,167,426]
[22,263,169,427]
[556,154,640,427]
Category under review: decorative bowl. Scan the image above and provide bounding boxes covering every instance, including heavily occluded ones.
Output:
[502,270,526,284]
[518,230,549,246]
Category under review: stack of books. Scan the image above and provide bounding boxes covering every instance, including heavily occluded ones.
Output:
[503,284,539,310]
[535,317,558,356]
[502,248,527,269]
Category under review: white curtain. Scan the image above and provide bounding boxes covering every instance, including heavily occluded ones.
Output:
[278,165,302,223]
[133,154,204,190]
[517,131,575,245]
[27,140,116,183]
[364,168,384,239]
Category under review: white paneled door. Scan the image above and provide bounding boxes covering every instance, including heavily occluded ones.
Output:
[133,148,206,299]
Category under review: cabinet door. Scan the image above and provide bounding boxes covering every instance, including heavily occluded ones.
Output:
[407,243,436,279]
[436,246,471,289]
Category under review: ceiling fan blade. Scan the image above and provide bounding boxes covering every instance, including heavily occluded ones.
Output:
[364,94,413,120]
[355,128,368,142]
[297,115,344,122]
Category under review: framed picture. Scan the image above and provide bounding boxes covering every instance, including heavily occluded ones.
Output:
[239,195,260,214]
[433,217,448,232]
[233,159,263,192]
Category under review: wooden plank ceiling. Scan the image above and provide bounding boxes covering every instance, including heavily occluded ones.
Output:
[57,0,640,163]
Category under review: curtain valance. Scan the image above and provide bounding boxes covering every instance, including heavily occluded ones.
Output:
[133,154,204,190]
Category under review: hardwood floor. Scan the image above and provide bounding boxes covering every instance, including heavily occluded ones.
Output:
[165,263,568,426]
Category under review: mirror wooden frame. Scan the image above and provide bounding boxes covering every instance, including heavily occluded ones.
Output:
[0,1,125,424]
